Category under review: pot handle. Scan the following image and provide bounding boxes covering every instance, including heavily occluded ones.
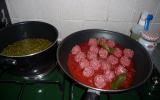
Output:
[81,89,100,100]
[0,58,17,66]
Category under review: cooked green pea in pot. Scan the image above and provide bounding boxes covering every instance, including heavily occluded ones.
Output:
[0,38,52,56]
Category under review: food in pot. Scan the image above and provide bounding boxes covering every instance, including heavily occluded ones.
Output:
[67,37,135,90]
[0,38,52,56]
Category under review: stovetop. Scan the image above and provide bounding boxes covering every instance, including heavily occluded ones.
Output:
[0,64,160,100]
[0,40,160,100]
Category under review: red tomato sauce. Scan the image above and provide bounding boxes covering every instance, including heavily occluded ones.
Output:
[67,40,135,90]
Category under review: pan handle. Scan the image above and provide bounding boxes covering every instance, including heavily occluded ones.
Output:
[81,89,100,100]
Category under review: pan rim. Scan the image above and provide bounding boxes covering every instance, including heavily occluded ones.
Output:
[57,29,153,92]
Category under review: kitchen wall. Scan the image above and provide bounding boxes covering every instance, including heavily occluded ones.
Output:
[5,0,160,40]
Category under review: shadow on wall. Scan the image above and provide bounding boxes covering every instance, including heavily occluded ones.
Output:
[0,0,11,29]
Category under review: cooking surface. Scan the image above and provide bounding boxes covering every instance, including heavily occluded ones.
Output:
[0,67,138,100]
[0,42,160,100]
[151,43,160,73]
[0,66,159,100]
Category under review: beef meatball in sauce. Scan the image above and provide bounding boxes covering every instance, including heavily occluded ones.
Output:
[68,37,135,90]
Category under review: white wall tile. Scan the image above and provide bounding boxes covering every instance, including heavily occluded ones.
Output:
[59,20,84,39]
[82,20,107,29]
[135,0,160,14]
[106,21,133,36]
[60,0,84,20]
[153,2,160,23]
[150,23,160,33]
[6,0,160,40]
[84,0,109,21]
[33,0,60,20]
[132,0,160,23]
[134,0,160,23]
[6,0,37,19]
[131,10,141,23]
[131,0,160,23]
[108,0,136,22]
[11,18,40,24]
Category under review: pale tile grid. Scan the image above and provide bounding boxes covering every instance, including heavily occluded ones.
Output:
[83,0,109,21]
[32,0,61,20]
[5,0,37,21]
[59,20,84,39]
[60,0,84,20]
[150,23,160,33]
[134,0,160,24]
[5,0,160,39]
[105,21,134,36]
[108,0,136,22]
[135,0,160,14]
[153,2,160,23]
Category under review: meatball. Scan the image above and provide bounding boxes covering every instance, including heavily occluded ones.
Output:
[120,56,131,67]
[104,70,115,82]
[90,59,101,70]
[123,48,134,58]
[71,45,81,55]
[94,75,106,88]
[107,55,119,65]
[101,61,112,71]
[79,59,90,69]
[87,51,98,60]
[107,40,115,48]
[88,38,98,46]
[89,45,99,54]
[82,67,94,77]
[113,48,122,58]
[99,48,108,59]
[115,65,127,75]
[74,52,86,63]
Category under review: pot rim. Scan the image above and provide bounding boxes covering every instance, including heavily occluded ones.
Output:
[0,21,58,58]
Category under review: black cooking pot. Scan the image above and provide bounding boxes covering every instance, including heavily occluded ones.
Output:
[57,29,153,100]
[0,21,58,77]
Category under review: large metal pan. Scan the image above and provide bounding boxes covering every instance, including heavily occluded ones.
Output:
[57,29,153,100]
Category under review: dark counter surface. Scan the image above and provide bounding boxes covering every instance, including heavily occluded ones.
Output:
[151,43,160,73]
